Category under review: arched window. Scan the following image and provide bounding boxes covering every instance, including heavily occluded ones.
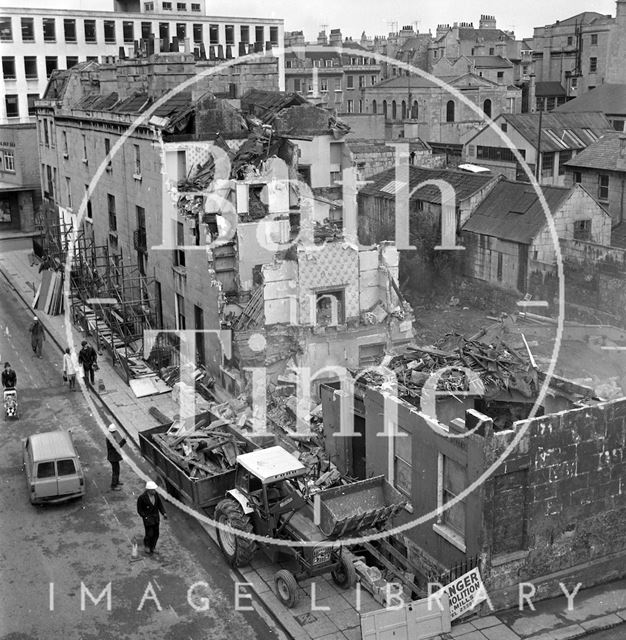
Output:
[411,100,419,119]
[372,99,377,114]
[483,99,492,118]
[392,100,397,120]
[383,100,388,118]
[446,100,455,122]
[401,100,407,119]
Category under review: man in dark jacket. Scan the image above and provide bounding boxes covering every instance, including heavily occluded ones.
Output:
[137,480,167,555]
[1,362,16,389]
[78,340,98,386]
[106,424,126,490]
[29,316,45,358]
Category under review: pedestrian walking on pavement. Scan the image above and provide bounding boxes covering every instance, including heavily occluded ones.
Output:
[62,348,78,391]
[137,480,167,555]
[78,340,98,386]
[106,424,126,490]
[29,316,45,358]
[1,362,16,389]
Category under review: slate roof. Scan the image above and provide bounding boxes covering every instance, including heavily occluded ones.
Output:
[564,131,626,172]
[470,55,513,69]
[543,11,612,27]
[498,111,611,152]
[462,180,571,243]
[359,166,495,204]
[372,75,439,89]
[556,84,626,116]
[535,81,567,97]
[73,91,196,118]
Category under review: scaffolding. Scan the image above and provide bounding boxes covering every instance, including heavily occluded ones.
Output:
[35,206,158,385]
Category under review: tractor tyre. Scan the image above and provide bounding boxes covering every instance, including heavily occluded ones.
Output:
[274,569,299,608]
[215,498,256,567]
[331,555,357,589]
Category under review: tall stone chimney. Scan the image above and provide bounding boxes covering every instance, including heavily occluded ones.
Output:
[329,29,343,47]
[436,24,450,38]
[317,30,328,45]
[479,14,497,29]
[606,1,626,82]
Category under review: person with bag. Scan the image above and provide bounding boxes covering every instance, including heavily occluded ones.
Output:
[78,340,98,386]
[62,348,78,391]
[137,480,167,555]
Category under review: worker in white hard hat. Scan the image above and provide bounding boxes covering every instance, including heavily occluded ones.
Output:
[137,479,167,555]
[106,423,127,491]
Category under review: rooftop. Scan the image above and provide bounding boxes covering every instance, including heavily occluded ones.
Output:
[534,81,567,97]
[479,111,613,153]
[359,166,495,204]
[462,179,571,243]
[556,84,626,116]
[565,131,626,172]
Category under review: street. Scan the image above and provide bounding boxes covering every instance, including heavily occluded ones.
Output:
[584,627,626,639]
[0,272,283,640]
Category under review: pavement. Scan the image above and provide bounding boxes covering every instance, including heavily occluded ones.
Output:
[2,245,626,640]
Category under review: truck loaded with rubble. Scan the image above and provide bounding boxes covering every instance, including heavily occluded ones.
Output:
[139,410,411,608]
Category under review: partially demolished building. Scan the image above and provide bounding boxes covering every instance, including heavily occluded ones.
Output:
[36,54,414,397]
[321,321,626,610]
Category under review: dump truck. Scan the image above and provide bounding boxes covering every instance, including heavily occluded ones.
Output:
[138,417,259,512]
[214,445,407,608]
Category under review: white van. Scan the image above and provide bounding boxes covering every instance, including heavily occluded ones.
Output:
[22,430,85,504]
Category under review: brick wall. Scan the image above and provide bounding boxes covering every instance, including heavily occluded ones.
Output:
[482,398,626,608]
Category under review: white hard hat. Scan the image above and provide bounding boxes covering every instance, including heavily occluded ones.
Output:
[108,424,117,432]
[146,481,158,490]
[33,315,38,321]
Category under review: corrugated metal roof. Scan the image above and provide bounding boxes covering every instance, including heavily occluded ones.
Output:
[556,84,626,116]
[462,179,570,243]
[359,166,495,204]
[500,111,611,152]
[30,431,77,462]
[565,131,626,172]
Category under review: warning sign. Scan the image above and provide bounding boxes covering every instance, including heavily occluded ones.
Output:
[437,568,487,621]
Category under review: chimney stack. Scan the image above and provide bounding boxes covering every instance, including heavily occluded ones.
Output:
[479,14,497,29]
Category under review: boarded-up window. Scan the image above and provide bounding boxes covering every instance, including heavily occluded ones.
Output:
[492,470,529,554]
[443,457,466,537]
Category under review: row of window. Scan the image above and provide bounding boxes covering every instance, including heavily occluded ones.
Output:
[3,55,84,82]
[565,33,598,46]
[4,94,39,118]
[291,75,378,93]
[0,17,279,46]
[40,123,143,178]
[145,2,202,11]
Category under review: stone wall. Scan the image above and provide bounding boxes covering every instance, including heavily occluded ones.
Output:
[482,398,626,608]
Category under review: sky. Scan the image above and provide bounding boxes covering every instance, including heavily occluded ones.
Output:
[2,0,617,41]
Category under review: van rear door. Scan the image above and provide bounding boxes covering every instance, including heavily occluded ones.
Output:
[56,458,80,496]
[35,461,58,498]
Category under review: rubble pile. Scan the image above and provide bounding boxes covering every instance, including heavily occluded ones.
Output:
[359,332,538,403]
[153,417,244,479]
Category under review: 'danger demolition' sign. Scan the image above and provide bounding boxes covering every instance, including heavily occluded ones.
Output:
[438,568,487,621]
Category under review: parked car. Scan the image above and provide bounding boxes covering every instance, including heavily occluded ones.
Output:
[22,430,85,505]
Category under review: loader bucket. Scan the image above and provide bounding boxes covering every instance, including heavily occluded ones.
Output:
[316,475,407,538]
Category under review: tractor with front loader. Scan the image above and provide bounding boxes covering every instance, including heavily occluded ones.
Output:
[214,445,406,607]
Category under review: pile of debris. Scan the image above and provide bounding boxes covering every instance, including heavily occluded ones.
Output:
[359,332,537,404]
[153,418,243,478]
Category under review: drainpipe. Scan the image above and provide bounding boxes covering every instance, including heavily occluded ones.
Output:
[535,108,543,182]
